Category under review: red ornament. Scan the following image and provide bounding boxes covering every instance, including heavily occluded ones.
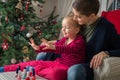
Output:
[39,9,42,13]
[26,5,28,11]
[2,42,9,50]
[37,30,42,36]
[5,16,8,23]
[52,20,57,25]
[39,5,43,13]
[3,39,8,43]
[26,1,29,5]
[20,25,26,31]
[20,14,24,21]
[25,1,30,11]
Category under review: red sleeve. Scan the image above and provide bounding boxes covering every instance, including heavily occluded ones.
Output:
[55,36,85,54]
[35,45,55,53]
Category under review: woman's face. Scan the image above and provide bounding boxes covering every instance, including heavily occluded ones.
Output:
[72,8,92,25]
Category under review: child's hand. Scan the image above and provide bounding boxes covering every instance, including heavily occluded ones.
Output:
[48,40,57,44]
[28,38,39,50]
[41,38,56,50]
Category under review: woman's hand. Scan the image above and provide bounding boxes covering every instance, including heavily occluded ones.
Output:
[90,51,109,69]
[28,38,39,50]
[41,38,56,50]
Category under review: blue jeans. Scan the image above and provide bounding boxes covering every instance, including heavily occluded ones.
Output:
[0,67,4,72]
[36,52,61,61]
[68,63,93,80]
[67,64,86,80]
[36,52,47,60]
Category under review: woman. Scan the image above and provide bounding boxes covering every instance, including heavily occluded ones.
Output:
[67,0,120,80]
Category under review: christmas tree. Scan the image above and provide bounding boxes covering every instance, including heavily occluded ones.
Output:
[0,0,61,66]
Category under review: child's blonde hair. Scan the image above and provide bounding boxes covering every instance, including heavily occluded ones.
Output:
[62,16,82,35]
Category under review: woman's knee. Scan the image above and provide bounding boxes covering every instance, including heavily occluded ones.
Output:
[67,64,86,80]
[68,64,85,74]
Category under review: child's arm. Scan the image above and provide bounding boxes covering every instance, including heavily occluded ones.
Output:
[40,40,57,46]
[41,38,56,50]
[48,40,57,44]
[28,38,39,51]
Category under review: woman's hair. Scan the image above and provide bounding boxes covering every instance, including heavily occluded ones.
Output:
[72,0,100,16]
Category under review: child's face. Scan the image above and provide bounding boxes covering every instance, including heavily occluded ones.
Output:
[72,8,93,25]
[62,18,80,38]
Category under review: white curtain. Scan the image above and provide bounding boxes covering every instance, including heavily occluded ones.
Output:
[98,0,114,13]
[98,0,108,15]
[56,0,74,19]
[32,0,74,20]
[32,0,57,20]
[107,0,114,9]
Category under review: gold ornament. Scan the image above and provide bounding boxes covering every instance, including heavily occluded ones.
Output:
[23,56,30,62]
[15,0,22,10]
[25,57,30,62]
[22,46,28,54]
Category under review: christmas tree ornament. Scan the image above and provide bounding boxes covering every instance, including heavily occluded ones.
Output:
[1,0,7,2]
[39,5,43,13]
[17,18,21,22]
[5,16,8,23]
[23,56,30,62]
[11,58,17,64]
[20,14,24,21]
[26,32,33,38]
[37,30,42,36]
[26,0,30,5]
[25,57,30,62]
[25,0,30,11]
[26,5,28,11]
[3,39,8,43]
[51,19,57,25]
[2,42,9,50]
[20,25,26,31]
[15,0,23,10]
[22,46,28,54]
[39,9,42,13]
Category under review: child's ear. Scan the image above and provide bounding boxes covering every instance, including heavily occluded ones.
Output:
[76,27,80,34]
